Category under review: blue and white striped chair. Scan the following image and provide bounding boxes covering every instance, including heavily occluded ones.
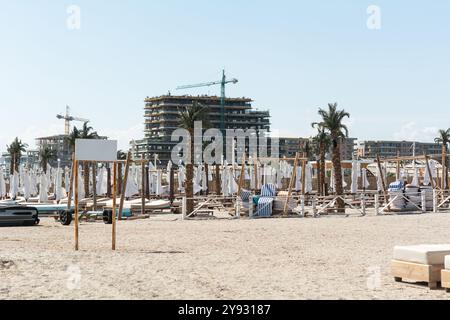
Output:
[255,183,277,217]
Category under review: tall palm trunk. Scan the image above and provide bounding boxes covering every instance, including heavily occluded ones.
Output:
[319,143,326,196]
[186,129,195,214]
[14,155,20,173]
[10,154,15,174]
[442,145,448,190]
[84,162,90,197]
[331,135,345,210]
[117,163,123,196]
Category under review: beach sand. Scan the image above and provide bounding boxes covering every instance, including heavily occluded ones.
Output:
[1,212,450,300]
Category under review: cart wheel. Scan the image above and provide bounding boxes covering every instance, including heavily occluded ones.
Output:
[103,210,113,225]
[35,218,40,225]
[60,210,73,226]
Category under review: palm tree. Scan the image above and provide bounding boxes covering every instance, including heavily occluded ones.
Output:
[39,147,56,174]
[300,139,315,161]
[6,137,28,173]
[178,101,210,214]
[67,122,99,196]
[312,127,331,196]
[312,103,350,210]
[435,129,450,189]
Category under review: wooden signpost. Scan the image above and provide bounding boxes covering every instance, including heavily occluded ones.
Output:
[73,139,118,251]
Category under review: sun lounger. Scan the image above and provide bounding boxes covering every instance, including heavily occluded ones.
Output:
[255,184,276,217]
[392,244,450,289]
[442,256,450,293]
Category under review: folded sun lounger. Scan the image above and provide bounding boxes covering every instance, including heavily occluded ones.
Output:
[392,244,450,289]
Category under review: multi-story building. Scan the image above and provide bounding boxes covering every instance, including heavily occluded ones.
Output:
[36,134,108,168]
[357,140,442,159]
[1,150,39,174]
[339,137,357,160]
[134,95,271,164]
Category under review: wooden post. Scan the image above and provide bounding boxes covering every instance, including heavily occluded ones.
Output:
[141,160,146,216]
[92,164,97,211]
[67,153,75,210]
[396,151,401,180]
[112,162,117,251]
[204,164,209,196]
[169,166,175,204]
[106,165,112,197]
[74,160,79,251]
[118,152,132,220]
[301,157,306,196]
[254,158,259,191]
[145,155,150,199]
[376,154,390,211]
[284,153,299,215]
[237,154,246,195]
[215,164,221,195]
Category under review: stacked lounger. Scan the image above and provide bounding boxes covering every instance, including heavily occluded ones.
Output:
[442,256,450,293]
[255,184,276,217]
[392,244,450,289]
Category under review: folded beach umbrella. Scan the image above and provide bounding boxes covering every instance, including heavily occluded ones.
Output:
[201,166,208,192]
[295,166,302,191]
[10,172,19,199]
[156,170,163,196]
[125,168,139,198]
[38,174,49,203]
[330,168,335,193]
[351,160,359,194]
[249,166,255,190]
[23,170,31,201]
[96,166,107,196]
[72,167,85,200]
[305,163,313,193]
[0,167,6,198]
[64,167,70,192]
[177,165,186,192]
[54,168,64,202]
[362,168,370,189]
[411,168,420,187]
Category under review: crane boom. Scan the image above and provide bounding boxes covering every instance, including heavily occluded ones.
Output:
[176,70,238,133]
[176,78,238,90]
[56,105,90,135]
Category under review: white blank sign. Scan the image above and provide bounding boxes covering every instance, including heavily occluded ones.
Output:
[75,139,118,162]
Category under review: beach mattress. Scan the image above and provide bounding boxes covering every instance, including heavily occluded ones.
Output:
[394,245,450,265]
[446,256,450,270]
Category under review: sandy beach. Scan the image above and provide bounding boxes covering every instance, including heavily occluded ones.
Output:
[1,212,450,300]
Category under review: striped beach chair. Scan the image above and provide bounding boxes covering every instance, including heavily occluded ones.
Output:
[255,184,277,217]
[240,189,252,210]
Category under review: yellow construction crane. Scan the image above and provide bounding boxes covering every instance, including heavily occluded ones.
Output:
[56,106,89,135]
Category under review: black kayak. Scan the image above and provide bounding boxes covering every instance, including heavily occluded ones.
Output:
[0,205,40,227]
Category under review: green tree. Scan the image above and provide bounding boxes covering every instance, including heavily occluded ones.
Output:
[67,122,99,196]
[6,137,28,173]
[178,101,210,214]
[313,103,350,209]
[39,146,57,174]
[435,129,450,189]
[312,127,331,196]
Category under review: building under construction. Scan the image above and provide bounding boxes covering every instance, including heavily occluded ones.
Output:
[133,95,271,164]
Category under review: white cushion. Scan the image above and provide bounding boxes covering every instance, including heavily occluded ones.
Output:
[393,245,450,265]
[446,256,450,270]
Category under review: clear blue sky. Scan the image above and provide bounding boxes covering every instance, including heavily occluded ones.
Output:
[0,0,449,152]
